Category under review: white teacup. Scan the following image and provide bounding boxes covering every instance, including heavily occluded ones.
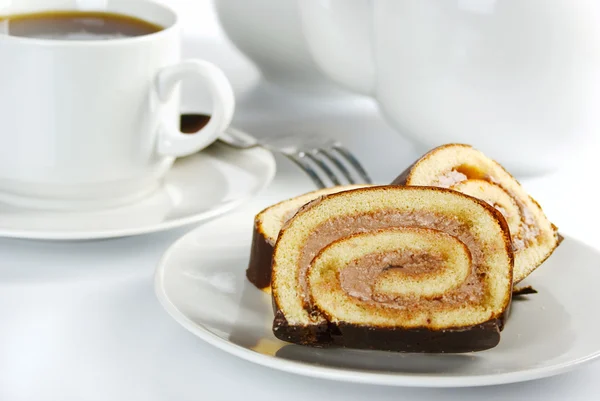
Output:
[0,0,235,210]
[299,0,600,175]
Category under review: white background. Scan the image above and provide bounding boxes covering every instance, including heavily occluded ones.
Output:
[0,1,599,400]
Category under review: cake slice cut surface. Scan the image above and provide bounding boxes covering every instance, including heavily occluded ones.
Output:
[271,186,513,352]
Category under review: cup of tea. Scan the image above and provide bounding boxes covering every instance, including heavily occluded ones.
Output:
[0,0,235,210]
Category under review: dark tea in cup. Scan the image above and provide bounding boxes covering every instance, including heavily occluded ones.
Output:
[0,10,162,40]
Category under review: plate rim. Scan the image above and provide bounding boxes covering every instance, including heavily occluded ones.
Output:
[154,224,600,388]
[0,146,276,241]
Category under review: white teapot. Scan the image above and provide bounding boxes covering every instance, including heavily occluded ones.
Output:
[214,0,333,91]
[298,0,600,174]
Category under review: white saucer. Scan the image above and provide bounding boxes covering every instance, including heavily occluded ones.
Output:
[155,212,600,388]
[0,144,275,241]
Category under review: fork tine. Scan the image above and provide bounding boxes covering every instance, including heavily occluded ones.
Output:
[331,145,373,184]
[285,153,327,189]
[316,148,357,184]
[305,151,342,186]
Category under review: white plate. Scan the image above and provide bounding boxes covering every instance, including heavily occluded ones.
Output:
[155,213,600,387]
[0,144,275,240]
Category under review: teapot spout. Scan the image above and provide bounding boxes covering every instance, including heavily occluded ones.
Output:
[298,0,375,96]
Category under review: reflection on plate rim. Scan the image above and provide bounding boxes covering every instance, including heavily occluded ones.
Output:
[154,227,600,388]
[0,147,276,241]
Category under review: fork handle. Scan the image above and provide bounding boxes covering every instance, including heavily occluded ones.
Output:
[218,127,260,149]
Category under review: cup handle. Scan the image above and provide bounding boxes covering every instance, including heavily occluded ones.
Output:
[154,60,235,157]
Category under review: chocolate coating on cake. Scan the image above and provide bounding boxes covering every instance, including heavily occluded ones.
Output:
[390,164,413,186]
[272,307,503,353]
[273,309,333,346]
[333,319,502,353]
[512,285,538,297]
[246,221,275,290]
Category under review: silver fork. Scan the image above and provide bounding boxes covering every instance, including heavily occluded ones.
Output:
[219,127,372,189]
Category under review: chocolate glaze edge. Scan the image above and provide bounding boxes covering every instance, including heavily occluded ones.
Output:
[246,221,274,290]
[272,308,502,353]
[273,309,334,346]
[334,319,501,353]
[390,164,413,186]
[512,285,538,296]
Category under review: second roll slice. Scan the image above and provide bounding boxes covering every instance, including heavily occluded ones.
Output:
[272,186,513,352]
[392,144,559,283]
